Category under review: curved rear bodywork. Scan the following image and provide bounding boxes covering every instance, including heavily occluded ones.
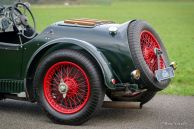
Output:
[22,19,137,92]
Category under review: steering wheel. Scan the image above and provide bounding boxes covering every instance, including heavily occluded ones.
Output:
[11,2,36,39]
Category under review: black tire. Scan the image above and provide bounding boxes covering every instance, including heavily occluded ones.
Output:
[34,49,105,125]
[106,90,157,106]
[128,20,170,91]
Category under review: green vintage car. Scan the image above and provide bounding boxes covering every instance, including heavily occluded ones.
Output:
[0,1,176,125]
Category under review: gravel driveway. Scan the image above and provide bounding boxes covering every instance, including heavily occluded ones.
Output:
[0,95,193,129]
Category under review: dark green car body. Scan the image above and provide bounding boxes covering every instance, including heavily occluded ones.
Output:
[0,20,137,100]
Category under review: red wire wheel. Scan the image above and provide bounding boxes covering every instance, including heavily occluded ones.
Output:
[43,61,90,114]
[140,30,165,73]
[35,49,105,125]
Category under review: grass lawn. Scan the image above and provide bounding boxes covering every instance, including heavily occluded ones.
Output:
[31,1,194,96]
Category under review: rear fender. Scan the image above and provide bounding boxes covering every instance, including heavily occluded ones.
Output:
[26,38,116,92]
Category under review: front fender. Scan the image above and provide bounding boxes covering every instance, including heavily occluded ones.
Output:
[26,38,116,89]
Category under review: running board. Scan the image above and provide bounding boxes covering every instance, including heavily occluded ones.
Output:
[102,101,141,109]
[3,93,27,101]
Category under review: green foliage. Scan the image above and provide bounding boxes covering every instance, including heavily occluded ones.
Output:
[31,1,194,95]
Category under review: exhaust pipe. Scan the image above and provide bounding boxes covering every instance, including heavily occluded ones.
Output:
[103,101,141,109]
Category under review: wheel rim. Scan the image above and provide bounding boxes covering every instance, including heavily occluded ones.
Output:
[43,61,90,114]
[140,30,165,73]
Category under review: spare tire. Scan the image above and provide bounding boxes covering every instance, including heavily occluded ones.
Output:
[128,20,170,91]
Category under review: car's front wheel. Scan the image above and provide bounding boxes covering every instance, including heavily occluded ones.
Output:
[34,49,105,125]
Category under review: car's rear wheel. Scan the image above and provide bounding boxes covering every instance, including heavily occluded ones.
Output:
[128,20,170,91]
[34,49,105,125]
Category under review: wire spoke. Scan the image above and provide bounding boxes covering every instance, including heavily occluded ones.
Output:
[44,61,90,114]
[141,31,165,73]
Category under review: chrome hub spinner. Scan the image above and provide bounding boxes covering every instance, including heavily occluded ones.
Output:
[58,79,69,98]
